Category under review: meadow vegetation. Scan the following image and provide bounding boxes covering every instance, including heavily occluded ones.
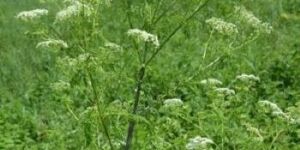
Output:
[0,0,300,149]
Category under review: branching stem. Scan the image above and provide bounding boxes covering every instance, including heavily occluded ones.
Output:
[124,1,210,150]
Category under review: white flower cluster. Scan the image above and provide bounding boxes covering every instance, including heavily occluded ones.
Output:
[36,39,68,49]
[50,80,70,92]
[186,136,214,150]
[200,78,223,86]
[286,103,300,124]
[127,29,160,48]
[58,56,78,67]
[57,53,90,67]
[105,42,122,50]
[163,98,183,107]
[77,53,90,63]
[259,100,299,124]
[205,17,238,35]
[16,9,48,21]
[55,1,92,22]
[200,78,235,96]
[236,74,260,82]
[215,88,235,96]
[235,6,272,34]
[258,100,284,116]
[243,123,263,142]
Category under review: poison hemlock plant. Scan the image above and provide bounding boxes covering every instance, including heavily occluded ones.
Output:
[9,0,300,149]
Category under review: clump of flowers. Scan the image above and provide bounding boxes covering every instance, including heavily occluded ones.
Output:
[50,80,70,92]
[57,56,78,67]
[105,42,122,50]
[259,100,299,124]
[16,9,48,21]
[236,74,260,82]
[127,29,160,48]
[36,39,68,49]
[243,123,264,142]
[200,78,223,86]
[286,102,300,124]
[163,98,183,107]
[258,100,285,116]
[205,17,238,35]
[186,136,214,150]
[235,6,272,34]
[77,53,90,63]
[57,53,90,67]
[55,1,92,22]
[215,88,235,96]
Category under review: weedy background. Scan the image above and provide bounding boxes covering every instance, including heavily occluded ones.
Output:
[0,0,300,149]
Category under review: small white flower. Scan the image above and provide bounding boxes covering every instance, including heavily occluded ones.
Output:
[289,118,300,125]
[259,101,300,124]
[215,88,235,96]
[105,42,122,50]
[55,1,92,22]
[200,78,223,86]
[50,80,70,91]
[163,98,183,107]
[186,136,214,150]
[286,103,300,124]
[127,29,160,48]
[235,6,261,27]
[258,100,284,116]
[58,56,78,67]
[235,6,272,34]
[36,39,68,49]
[16,9,48,21]
[243,123,264,142]
[205,17,238,35]
[57,53,90,68]
[236,74,260,82]
[77,53,90,63]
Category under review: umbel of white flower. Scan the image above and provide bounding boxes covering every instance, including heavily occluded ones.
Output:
[215,88,235,96]
[127,29,160,48]
[55,1,92,22]
[57,53,90,67]
[243,123,263,142]
[205,17,238,35]
[36,39,68,49]
[50,80,70,92]
[16,9,48,21]
[258,101,299,124]
[235,6,272,34]
[163,98,183,107]
[186,136,214,150]
[236,74,260,82]
[258,100,285,116]
[200,78,223,86]
[105,42,122,50]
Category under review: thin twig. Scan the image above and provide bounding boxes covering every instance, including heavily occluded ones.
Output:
[145,0,210,66]
[124,0,143,63]
[80,46,114,150]
[87,69,115,150]
[269,130,284,150]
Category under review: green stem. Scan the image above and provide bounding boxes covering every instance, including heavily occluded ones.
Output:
[87,69,114,150]
[203,30,214,59]
[124,1,210,149]
[124,65,146,150]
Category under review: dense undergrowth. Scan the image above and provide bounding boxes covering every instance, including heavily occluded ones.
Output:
[0,0,300,149]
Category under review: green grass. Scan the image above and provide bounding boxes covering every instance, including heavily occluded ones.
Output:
[1,0,300,149]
